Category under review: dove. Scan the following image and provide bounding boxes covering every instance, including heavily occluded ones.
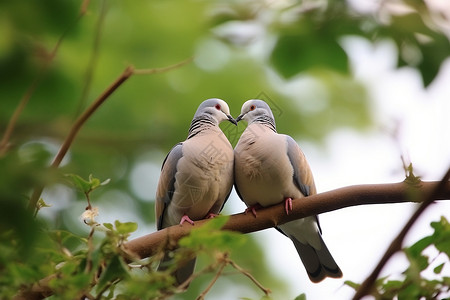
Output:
[234,99,342,283]
[155,98,236,286]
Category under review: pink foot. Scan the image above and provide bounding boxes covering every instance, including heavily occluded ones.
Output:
[244,204,263,218]
[179,214,195,226]
[206,213,219,219]
[284,197,293,215]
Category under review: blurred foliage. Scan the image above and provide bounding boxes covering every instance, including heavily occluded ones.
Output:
[0,185,276,299]
[1,0,449,299]
[346,216,450,299]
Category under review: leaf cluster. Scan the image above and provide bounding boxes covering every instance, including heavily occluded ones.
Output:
[346,216,450,299]
[212,0,450,87]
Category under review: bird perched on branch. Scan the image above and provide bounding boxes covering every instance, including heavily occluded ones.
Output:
[234,99,342,282]
[155,98,236,285]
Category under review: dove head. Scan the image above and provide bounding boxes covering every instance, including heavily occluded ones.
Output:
[236,99,276,130]
[193,98,237,125]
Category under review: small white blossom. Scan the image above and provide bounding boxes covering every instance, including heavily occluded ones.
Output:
[81,206,99,226]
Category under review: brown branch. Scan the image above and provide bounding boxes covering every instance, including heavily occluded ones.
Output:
[133,57,193,75]
[227,258,271,296]
[28,57,193,212]
[124,180,450,259]
[196,260,227,300]
[50,66,134,169]
[27,65,134,211]
[17,180,450,300]
[352,168,450,299]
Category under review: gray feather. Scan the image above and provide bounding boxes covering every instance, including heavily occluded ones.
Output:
[157,143,184,230]
[286,136,310,197]
[290,234,343,283]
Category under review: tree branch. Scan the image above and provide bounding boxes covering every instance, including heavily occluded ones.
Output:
[353,168,450,299]
[17,180,450,300]
[27,65,134,212]
[124,180,450,259]
[27,57,193,213]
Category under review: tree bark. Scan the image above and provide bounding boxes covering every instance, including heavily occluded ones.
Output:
[124,180,450,259]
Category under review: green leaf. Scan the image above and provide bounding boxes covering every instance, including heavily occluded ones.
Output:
[294,293,307,300]
[397,282,422,300]
[88,174,101,190]
[387,12,450,87]
[179,216,246,251]
[270,31,349,79]
[405,235,433,270]
[433,262,445,274]
[65,173,110,194]
[114,220,138,235]
[97,255,129,293]
[66,173,92,193]
[49,270,92,299]
[103,223,114,231]
[382,280,404,291]
[430,217,450,256]
[344,280,360,290]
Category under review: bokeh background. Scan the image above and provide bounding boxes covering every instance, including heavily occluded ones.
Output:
[1,0,449,299]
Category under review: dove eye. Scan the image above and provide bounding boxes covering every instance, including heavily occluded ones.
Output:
[215,104,221,110]
[250,105,256,111]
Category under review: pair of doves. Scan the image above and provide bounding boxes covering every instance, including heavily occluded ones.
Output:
[155,98,342,285]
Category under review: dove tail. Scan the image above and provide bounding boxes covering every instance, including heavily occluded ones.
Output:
[291,235,343,283]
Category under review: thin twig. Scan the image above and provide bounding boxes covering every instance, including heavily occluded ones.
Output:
[85,226,96,274]
[175,259,218,292]
[52,65,134,169]
[27,65,134,212]
[94,279,118,300]
[196,260,227,300]
[80,0,92,16]
[353,167,450,299]
[133,57,193,75]
[28,57,194,213]
[76,0,108,116]
[227,258,271,295]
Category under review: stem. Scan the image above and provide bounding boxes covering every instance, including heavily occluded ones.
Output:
[196,261,227,300]
[228,259,271,296]
[85,226,96,274]
[133,57,193,75]
[27,65,134,212]
[28,57,193,213]
[76,0,107,116]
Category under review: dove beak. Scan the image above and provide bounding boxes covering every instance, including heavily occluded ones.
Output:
[235,114,244,123]
[227,114,238,125]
